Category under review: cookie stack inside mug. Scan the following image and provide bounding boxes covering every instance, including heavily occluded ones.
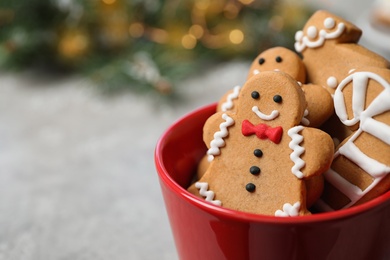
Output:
[188,10,390,216]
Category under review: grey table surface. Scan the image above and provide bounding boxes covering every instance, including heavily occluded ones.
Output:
[0,61,249,260]
[0,1,387,259]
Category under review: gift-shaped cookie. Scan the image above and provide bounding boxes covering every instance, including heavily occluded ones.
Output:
[316,68,390,210]
[188,71,334,216]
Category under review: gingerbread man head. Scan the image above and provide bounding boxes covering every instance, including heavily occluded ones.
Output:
[247,46,307,83]
[237,70,306,129]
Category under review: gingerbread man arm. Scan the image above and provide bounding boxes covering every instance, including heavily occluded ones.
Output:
[216,86,241,112]
[203,111,235,157]
[301,83,334,127]
[288,126,334,179]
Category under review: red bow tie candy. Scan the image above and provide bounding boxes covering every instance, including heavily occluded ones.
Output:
[242,120,283,144]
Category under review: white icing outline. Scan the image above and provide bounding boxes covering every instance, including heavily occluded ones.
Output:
[221,86,241,112]
[301,109,310,126]
[252,106,279,121]
[288,126,305,179]
[324,17,335,29]
[307,26,318,39]
[337,131,390,178]
[294,17,345,52]
[275,202,301,217]
[327,76,338,89]
[334,71,390,127]
[195,182,222,206]
[207,113,234,162]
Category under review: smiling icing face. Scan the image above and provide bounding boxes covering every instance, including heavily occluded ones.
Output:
[237,71,306,128]
[247,47,307,84]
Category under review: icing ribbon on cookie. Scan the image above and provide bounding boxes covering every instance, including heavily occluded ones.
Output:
[242,120,283,144]
[195,182,222,206]
[338,130,390,178]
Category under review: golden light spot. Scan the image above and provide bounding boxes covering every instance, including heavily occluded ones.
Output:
[58,31,89,59]
[229,29,244,44]
[189,24,204,39]
[129,23,144,38]
[102,0,116,5]
[150,28,169,44]
[224,3,239,19]
[195,0,210,10]
[239,0,254,5]
[181,34,197,49]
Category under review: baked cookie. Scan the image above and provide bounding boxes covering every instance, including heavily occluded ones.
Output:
[200,48,334,204]
[294,10,390,95]
[188,71,334,216]
[316,67,390,211]
[247,46,307,83]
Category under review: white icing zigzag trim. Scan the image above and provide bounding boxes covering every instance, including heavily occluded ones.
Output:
[207,113,234,162]
[275,202,301,217]
[195,182,222,206]
[301,109,310,126]
[221,85,241,112]
[288,126,305,179]
[294,17,345,52]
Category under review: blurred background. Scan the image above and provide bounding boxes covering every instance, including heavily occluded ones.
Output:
[0,0,389,259]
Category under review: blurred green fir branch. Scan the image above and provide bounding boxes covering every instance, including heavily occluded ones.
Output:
[0,0,312,95]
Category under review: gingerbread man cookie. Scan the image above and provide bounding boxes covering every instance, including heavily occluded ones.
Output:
[199,48,333,206]
[316,67,390,211]
[294,10,390,95]
[188,71,334,216]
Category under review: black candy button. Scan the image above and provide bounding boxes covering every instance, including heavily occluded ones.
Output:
[251,91,260,99]
[254,149,263,157]
[249,166,261,175]
[275,56,282,63]
[273,95,282,103]
[246,183,256,192]
[258,58,265,65]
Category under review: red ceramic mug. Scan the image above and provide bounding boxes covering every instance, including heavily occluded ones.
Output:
[155,103,390,260]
